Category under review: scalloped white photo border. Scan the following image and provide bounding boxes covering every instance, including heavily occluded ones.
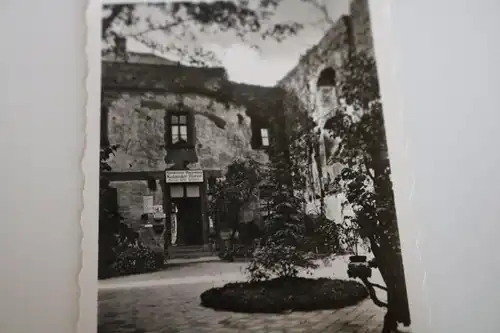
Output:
[78,1,430,332]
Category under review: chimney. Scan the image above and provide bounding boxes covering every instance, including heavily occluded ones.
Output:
[114,36,128,61]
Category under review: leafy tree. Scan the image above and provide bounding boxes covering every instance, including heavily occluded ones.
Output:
[247,95,318,281]
[325,52,411,332]
[303,213,341,256]
[102,1,305,66]
[208,158,265,258]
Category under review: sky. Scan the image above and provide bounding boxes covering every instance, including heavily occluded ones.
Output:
[112,0,351,86]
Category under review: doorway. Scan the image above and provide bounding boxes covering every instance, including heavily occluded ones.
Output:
[170,184,203,246]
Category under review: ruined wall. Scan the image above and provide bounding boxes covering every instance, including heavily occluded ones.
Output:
[278,0,373,223]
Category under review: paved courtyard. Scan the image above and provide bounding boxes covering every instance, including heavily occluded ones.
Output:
[98,257,387,333]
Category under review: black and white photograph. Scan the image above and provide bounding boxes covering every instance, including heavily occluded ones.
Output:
[98,1,412,332]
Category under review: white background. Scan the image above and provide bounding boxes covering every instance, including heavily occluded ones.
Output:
[1,0,500,332]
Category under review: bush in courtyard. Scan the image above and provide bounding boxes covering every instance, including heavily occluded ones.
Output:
[200,277,368,313]
[247,241,317,281]
[111,244,164,277]
[304,214,341,256]
[218,244,253,262]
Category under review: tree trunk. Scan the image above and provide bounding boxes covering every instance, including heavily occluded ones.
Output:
[370,147,411,331]
[375,245,411,332]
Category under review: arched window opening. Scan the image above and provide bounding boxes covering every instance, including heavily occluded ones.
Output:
[316,67,337,87]
[316,67,338,111]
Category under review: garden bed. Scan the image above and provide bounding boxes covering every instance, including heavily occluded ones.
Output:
[200,277,368,313]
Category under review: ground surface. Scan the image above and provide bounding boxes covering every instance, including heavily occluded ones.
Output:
[98,256,388,333]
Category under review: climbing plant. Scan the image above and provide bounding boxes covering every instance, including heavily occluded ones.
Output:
[246,92,320,281]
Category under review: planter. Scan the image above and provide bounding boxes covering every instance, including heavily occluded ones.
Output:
[152,223,165,234]
[349,255,367,263]
[347,262,372,279]
[368,258,378,268]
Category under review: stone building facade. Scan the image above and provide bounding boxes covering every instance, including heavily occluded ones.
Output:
[101,52,283,255]
[101,0,373,256]
[278,0,373,224]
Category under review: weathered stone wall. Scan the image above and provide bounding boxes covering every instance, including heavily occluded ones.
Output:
[106,93,168,172]
[278,0,373,223]
[111,179,163,228]
[104,90,269,229]
[173,94,269,169]
[349,0,373,55]
[105,92,268,172]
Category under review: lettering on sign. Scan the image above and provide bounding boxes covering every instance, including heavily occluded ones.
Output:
[165,170,204,183]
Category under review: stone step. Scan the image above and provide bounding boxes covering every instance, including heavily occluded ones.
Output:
[169,245,209,253]
[169,251,214,260]
[168,245,215,259]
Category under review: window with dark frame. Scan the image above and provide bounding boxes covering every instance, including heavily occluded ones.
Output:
[170,113,189,145]
[170,184,200,198]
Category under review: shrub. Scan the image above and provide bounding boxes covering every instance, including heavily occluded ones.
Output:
[110,244,164,277]
[246,242,317,281]
[218,244,253,261]
[200,277,368,313]
[304,214,341,255]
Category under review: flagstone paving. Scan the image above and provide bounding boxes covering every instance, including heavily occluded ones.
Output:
[98,258,387,333]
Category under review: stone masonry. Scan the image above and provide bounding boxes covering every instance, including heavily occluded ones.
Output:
[278,0,373,226]
[104,90,269,226]
[101,57,282,236]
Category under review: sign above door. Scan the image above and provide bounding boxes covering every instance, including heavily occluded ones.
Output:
[165,170,204,183]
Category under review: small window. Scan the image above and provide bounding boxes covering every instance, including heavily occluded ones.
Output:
[170,184,201,198]
[170,114,189,144]
[186,184,200,198]
[260,128,270,147]
[170,185,184,198]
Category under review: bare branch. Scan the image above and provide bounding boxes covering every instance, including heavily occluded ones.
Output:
[125,20,191,38]
[360,277,387,308]
[301,0,334,26]
[368,281,387,291]
[102,4,133,38]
